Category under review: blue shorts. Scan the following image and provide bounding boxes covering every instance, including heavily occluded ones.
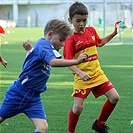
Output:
[0,81,46,119]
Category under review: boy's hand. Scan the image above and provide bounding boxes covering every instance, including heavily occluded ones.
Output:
[115,20,121,34]
[1,59,7,68]
[79,71,90,81]
[23,39,32,52]
[77,52,89,63]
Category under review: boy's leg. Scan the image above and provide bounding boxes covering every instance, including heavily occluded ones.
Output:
[26,95,48,133]
[0,82,23,122]
[92,82,119,133]
[67,97,84,133]
[96,100,116,128]
[96,88,119,128]
[31,118,48,133]
[0,117,5,123]
[67,110,80,133]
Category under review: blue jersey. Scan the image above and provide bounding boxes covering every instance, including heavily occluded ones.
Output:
[17,38,61,92]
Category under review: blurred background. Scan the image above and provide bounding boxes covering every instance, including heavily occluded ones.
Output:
[0,0,133,43]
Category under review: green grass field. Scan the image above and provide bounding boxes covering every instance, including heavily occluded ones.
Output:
[0,27,132,133]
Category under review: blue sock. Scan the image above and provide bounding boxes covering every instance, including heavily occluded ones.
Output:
[34,132,42,133]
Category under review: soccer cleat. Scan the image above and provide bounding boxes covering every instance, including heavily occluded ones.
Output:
[92,120,110,133]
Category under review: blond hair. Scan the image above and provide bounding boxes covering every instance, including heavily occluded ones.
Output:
[44,18,72,41]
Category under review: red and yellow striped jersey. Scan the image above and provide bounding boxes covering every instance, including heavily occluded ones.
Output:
[64,27,108,90]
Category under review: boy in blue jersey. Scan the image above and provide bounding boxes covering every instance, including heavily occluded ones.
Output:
[0,19,88,133]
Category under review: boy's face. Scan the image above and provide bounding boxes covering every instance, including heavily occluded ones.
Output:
[69,14,88,33]
[50,34,65,51]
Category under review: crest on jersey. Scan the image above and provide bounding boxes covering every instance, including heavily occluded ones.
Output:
[91,35,95,40]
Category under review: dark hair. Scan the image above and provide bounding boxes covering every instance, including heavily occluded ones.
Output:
[69,1,88,19]
[44,18,72,41]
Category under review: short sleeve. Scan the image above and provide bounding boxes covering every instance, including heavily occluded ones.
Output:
[63,37,75,59]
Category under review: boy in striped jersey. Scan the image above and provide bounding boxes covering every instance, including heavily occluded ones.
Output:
[64,2,121,133]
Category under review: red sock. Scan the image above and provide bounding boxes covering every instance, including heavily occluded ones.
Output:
[67,110,80,133]
[97,100,117,128]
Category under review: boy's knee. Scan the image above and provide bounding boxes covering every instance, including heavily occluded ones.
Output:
[35,120,48,133]
[73,104,84,114]
[40,122,48,133]
[111,94,120,104]
[115,94,120,102]
[36,126,48,133]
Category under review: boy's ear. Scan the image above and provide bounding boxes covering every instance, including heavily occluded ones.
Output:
[47,30,53,39]
[68,18,72,23]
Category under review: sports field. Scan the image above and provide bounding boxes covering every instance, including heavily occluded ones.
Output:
[0,27,132,133]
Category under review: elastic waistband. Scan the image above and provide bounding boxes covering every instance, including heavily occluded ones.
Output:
[14,80,41,95]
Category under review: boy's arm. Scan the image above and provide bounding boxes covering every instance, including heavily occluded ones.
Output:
[0,55,7,68]
[22,40,32,55]
[49,53,88,68]
[99,20,121,47]
[68,65,90,81]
